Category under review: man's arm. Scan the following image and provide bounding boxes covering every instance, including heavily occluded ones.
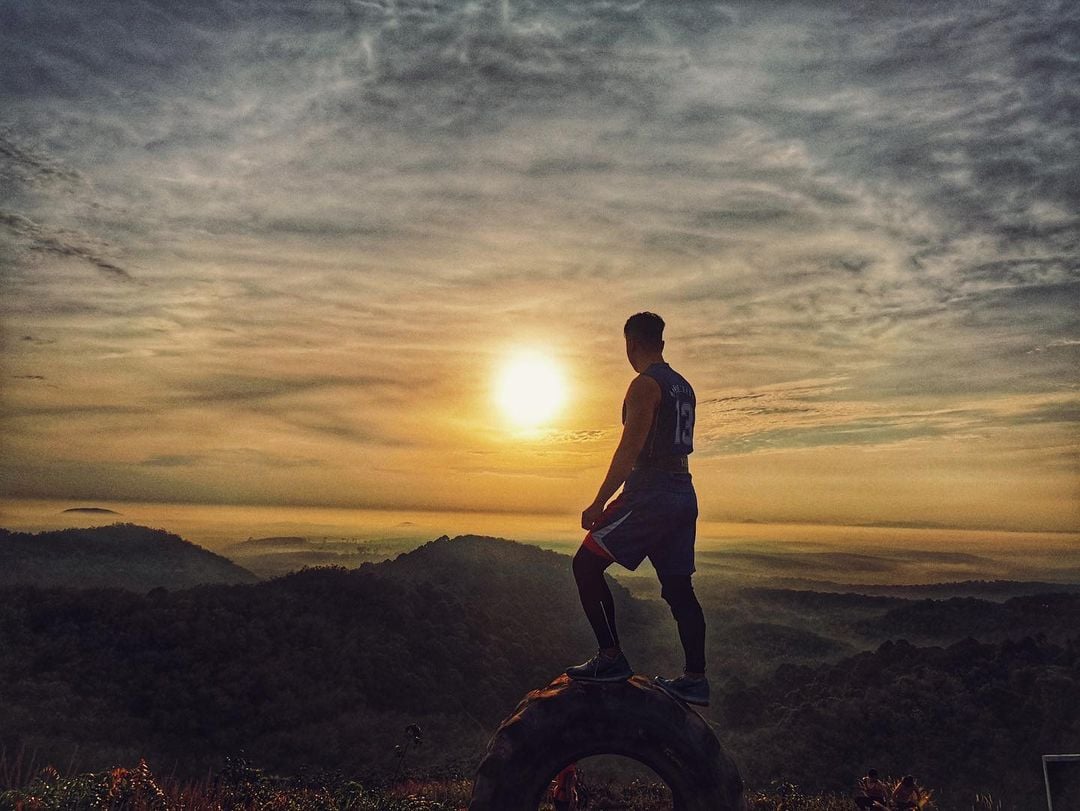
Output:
[582,374,660,530]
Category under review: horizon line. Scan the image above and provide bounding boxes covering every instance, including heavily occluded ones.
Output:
[2,496,1076,536]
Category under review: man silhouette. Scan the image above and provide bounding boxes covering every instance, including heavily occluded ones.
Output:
[566,312,708,706]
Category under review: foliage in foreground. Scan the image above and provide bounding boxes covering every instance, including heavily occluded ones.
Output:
[746,780,935,810]
[0,757,467,811]
[0,757,981,811]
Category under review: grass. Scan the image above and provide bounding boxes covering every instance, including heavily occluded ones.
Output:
[0,751,981,811]
[0,753,463,811]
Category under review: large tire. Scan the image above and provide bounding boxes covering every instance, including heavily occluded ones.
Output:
[470,674,744,811]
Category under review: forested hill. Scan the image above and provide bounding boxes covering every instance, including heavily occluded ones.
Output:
[743,579,1080,601]
[0,530,1076,807]
[371,533,641,614]
[0,524,258,589]
[0,534,638,781]
[722,635,1080,806]
[855,592,1080,642]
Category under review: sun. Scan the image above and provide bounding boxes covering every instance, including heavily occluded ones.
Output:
[496,350,567,429]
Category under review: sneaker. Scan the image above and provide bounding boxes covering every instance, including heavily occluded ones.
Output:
[653,673,710,706]
[566,650,634,682]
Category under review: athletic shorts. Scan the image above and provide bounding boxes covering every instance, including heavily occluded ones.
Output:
[584,469,698,576]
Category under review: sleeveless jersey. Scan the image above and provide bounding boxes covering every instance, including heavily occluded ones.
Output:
[622,362,695,464]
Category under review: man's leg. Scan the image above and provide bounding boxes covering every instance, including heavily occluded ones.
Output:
[652,571,709,704]
[572,544,619,652]
[658,573,706,674]
[566,543,633,681]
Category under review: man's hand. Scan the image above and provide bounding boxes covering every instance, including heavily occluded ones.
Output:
[581,500,605,531]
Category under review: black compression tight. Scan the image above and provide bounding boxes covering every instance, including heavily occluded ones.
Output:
[573,546,707,674]
[573,546,619,650]
[658,573,706,674]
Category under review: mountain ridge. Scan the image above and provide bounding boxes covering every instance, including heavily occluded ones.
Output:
[0,523,259,590]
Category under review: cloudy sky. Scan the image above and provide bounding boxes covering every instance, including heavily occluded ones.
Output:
[1,0,1077,533]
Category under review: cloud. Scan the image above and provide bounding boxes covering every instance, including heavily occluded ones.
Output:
[168,373,402,406]
[524,429,610,444]
[140,448,321,469]
[697,375,1079,456]
[0,0,1076,526]
[0,128,83,189]
[0,211,133,280]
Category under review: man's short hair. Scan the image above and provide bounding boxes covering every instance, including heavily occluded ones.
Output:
[624,312,665,350]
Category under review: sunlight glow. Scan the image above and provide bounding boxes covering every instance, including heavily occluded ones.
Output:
[496,351,567,429]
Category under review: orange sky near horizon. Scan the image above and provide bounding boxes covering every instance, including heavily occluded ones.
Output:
[2,330,1075,533]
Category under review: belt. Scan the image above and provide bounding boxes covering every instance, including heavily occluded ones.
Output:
[634,455,689,473]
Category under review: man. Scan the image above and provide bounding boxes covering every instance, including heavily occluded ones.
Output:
[565,311,708,706]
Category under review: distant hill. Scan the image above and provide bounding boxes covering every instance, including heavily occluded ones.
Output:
[718,585,1080,656]
[374,533,590,598]
[223,535,405,578]
[854,592,1080,642]
[0,523,259,590]
[750,578,1080,600]
[368,533,658,667]
[228,536,308,550]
